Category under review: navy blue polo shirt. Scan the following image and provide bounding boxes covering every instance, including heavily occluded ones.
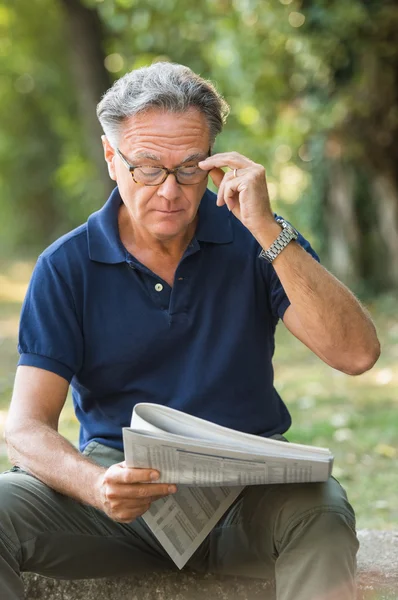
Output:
[18,187,319,452]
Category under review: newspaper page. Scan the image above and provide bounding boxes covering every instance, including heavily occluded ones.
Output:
[124,403,333,568]
[126,405,245,568]
[130,403,333,461]
[142,485,242,569]
[123,428,332,485]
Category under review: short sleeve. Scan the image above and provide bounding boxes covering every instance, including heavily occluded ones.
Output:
[261,224,320,324]
[18,254,84,382]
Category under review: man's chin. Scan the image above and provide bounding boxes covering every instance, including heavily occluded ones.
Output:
[149,221,191,241]
[148,213,197,240]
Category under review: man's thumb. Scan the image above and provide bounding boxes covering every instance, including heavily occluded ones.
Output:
[208,167,225,189]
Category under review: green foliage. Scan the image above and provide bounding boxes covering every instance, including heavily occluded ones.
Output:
[0,0,103,256]
[1,0,397,291]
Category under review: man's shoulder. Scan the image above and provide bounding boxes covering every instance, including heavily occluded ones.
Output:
[39,223,89,266]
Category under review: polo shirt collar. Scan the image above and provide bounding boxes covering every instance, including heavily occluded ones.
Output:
[195,189,233,244]
[87,187,126,264]
[87,187,233,264]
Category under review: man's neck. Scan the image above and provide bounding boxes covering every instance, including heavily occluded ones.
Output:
[118,204,197,261]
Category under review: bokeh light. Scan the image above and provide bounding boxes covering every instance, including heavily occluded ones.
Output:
[289,12,305,28]
[14,73,35,94]
[104,53,125,73]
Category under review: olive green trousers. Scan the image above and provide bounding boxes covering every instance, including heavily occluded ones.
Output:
[0,442,358,600]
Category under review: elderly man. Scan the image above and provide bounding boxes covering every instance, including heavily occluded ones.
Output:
[2,63,379,600]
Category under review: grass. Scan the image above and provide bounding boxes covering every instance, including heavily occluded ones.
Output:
[273,296,398,530]
[0,260,397,530]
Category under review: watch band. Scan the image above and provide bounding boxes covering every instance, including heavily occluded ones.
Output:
[259,218,298,263]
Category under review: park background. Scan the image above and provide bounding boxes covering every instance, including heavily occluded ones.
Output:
[0,0,397,530]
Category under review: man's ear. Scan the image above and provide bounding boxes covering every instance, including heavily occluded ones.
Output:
[102,135,117,181]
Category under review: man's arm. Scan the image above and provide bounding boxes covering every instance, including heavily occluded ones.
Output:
[261,231,380,375]
[198,152,381,375]
[5,366,176,522]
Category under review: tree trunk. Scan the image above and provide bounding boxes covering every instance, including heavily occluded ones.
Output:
[324,160,361,287]
[324,160,398,292]
[58,0,113,197]
[372,172,398,288]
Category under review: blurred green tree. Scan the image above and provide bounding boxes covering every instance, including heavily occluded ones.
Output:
[58,0,113,193]
[300,0,398,292]
[0,0,111,256]
[0,0,397,293]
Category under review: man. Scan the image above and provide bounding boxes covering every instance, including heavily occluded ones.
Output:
[2,62,380,600]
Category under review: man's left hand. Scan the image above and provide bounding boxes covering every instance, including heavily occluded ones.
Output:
[198,152,274,237]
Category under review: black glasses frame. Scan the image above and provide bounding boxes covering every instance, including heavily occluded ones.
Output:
[115,148,210,186]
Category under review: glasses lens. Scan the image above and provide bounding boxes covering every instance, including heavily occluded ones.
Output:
[134,167,166,185]
[133,166,209,186]
[176,166,208,185]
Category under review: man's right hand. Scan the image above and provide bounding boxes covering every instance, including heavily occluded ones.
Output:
[95,462,177,523]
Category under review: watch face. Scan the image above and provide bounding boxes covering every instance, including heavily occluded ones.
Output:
[275,217,298,238]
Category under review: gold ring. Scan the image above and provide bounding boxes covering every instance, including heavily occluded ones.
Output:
[233,168,238,178]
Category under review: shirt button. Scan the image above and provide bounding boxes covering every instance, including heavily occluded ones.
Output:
[155,283,163,292]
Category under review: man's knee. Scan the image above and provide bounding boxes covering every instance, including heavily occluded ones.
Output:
[242,477,354,525]
[0,469,36,557]
[0,469,30,517]
[272,478,357,554]
[276,477,355,527]
[0,468,59,549]
[239,477,356,552]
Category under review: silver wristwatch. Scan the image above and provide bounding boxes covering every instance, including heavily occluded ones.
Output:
[259,216,298,263]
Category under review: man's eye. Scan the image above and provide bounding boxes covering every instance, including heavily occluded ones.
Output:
[178,167,199,176]
[138,167,163,177]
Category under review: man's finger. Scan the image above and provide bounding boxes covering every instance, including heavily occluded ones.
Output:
[105,481,177,500]
[134,483,177,498]
[109,496,165,511]
[222,177,243,212]
[216,170,233,207]
[105,464,161,485]
[199,152,253,171]
[207,167,225,189]
[112,504,152,523]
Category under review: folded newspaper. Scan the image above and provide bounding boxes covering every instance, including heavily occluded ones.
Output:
[123,403,333,569]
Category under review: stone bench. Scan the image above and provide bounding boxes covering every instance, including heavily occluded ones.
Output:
[23,530,398,599]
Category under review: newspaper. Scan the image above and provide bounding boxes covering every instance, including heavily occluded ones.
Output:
[123,403,333,569]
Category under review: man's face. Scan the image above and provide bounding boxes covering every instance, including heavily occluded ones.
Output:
[104,108,210,241]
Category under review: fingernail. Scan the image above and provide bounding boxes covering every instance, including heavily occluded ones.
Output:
[150,471,159,481]
[168,485,177,493]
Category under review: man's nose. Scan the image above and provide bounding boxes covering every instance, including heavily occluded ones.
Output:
[157,172,180,199]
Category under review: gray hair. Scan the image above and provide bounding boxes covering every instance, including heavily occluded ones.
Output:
[96,62,230,147]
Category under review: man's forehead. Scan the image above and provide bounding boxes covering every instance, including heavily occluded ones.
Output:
[123,106,206,126]
[120,108,210,154]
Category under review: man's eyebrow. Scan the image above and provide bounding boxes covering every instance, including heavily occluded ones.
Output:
[130,152,161,162]
[130,151,208,165]
[179,152,208,164]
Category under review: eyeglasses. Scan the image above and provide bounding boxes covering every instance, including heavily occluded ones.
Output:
[116,148,209,186]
